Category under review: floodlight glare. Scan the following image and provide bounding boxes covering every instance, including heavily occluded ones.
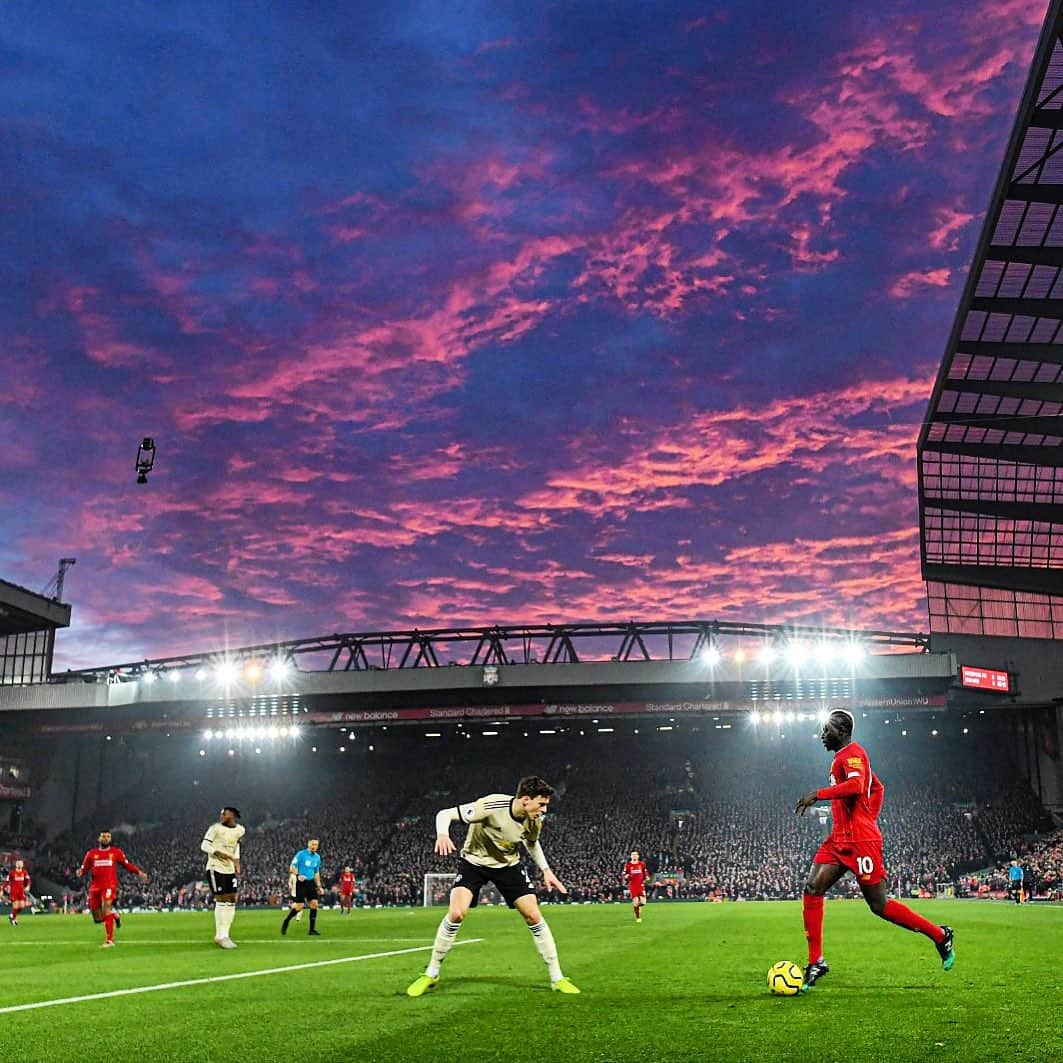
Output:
[700,644,722,666]
[758,646,776,665]
[841,642,866,665]
[245,662,262,682]
[168,669,180,682]
[195,668,207,681]
[785,642,808,668]
[203,730,213,741]
[750,711,762,725]
[772,710,783,724]
[268,659,290,682]
[142,670,156,685]
[216,660,239,683]
[733,648,747,664]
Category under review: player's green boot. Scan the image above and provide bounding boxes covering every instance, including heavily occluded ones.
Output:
[551,977,581,994]
[406,974,439,997]
[936,926,955,971]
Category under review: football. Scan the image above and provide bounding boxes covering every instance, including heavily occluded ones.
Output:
[767,960,804,996]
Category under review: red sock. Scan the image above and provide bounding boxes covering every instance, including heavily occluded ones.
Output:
[104,914,115,942]
[881,899,944,944]
[802,894,824,964]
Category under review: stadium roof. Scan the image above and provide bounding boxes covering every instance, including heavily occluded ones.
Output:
[919,0,1063,610]
[0,577,71,639]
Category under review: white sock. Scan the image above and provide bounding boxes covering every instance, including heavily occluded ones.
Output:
[528,920,563,982]
[216,902,236,937]
[428,916,461,974]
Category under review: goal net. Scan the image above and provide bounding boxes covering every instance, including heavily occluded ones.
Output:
[422,873,502,906]
[423,874,457,907]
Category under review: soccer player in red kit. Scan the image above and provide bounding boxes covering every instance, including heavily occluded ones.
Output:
[6,859,31,925]
[339,866,356,915]
[795,709,955,990]
[77,830,149,948]
[623,850,648,922]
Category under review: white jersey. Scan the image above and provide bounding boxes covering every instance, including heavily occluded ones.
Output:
[201,822,245,873]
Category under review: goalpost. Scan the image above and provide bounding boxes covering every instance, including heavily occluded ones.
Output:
[423,874,458,907]
[422,873,502,906]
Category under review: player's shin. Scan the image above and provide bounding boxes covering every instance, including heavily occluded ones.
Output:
[104,913,115,942]
[802,893,825,964]
[426,916,461,977]
[880,899,946,943]
[528,919,563,982]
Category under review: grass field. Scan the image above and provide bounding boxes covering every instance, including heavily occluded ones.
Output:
[1,901,1060,1062]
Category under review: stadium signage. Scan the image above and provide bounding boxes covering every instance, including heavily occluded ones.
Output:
[960,666,1010,693]
[0,781,30,799]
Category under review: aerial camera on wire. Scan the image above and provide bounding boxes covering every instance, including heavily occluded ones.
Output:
[135,437,156,484]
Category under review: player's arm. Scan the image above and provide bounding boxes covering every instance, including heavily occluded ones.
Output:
[232,841,240,877]
[525,840,567,894]
[118,851,149,883]
[76,853,90,878]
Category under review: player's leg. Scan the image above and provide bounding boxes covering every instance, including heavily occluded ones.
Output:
[801,861,846,989]
[514,893,579,993]
[308,898,320,935]
[212,874,239,948]
[282,899,304,934]
[100,894,117,946]
[859,880,953,969]
[408,883,475,995]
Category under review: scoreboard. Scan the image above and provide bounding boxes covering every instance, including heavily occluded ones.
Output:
[960,665,1011,693]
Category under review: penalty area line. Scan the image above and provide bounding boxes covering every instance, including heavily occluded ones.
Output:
[0,939,482,1015]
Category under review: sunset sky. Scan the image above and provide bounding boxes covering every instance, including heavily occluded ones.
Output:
[0,0,1049,668]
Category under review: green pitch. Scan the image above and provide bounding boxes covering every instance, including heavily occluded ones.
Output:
[2,902,1060,1062]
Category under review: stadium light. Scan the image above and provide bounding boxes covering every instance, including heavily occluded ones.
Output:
[700,644,721,666]
[733,648,746,664]
[215,659,240,684]
[841,642,866,666]
[245,662,262,682]
[142,670,156,685]
[227,748,235,756]
[202,729,213,741]
[757,645,775,666]
[168,670,180,683]
[772,710,783,725]
[785,642,808,668]
[750,711,761,725]
[198,749,206,756]
[811,643,833,668]
[268,658,291,682]
[268,726,279,739]
[195,668,207,681]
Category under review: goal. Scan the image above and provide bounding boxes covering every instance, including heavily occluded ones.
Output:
[423,873,458,907]
[422,873,502,906]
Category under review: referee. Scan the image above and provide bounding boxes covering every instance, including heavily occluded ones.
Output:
[282,838,323,936]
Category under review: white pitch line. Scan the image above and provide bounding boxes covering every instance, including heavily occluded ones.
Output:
[0,937,439,946]
[0,939,482,1015]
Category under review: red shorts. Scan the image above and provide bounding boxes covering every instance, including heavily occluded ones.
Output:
[88,886,116,910]
[340,890,354,899]
[628,883,647,900]
[813,839,886,885]
[9,889,26,903]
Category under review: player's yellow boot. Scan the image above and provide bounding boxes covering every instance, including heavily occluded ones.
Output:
[406,974,439,997]
[551,977,581,994]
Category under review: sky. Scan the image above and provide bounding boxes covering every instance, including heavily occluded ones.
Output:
[0,0,1050,668]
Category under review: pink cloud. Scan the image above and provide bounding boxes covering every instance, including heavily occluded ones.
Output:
[890,267,952,298]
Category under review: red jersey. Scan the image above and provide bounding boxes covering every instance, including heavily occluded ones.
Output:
[340,872,356,893]
[80,846,143,891]
[7,869,30,893]
[624,860,647,885]
[816,741,882,844]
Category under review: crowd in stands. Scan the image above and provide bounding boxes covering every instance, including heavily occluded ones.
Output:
[15,721,1060,909]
